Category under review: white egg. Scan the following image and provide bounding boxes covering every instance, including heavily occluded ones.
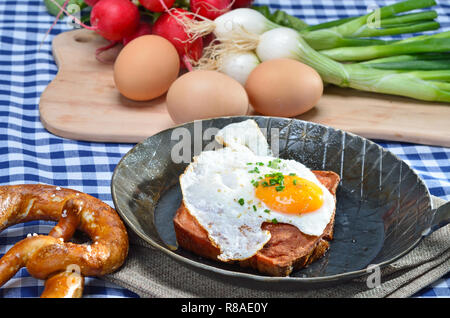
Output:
[179,120,335,262]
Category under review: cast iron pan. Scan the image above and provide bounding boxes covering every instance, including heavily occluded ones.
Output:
[111,116,449,289]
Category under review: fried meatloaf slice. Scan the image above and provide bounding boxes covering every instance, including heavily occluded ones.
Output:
[173,170,340,277]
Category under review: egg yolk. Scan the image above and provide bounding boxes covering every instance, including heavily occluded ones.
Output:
[255,175,324,214]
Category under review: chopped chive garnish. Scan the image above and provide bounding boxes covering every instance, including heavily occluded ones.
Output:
[253,205,257,211]
[293,179,297,185]
[265,172,283,178]
[248,167,260,173]
[289,173,296,176]
[257,162,264,166]
[238,198,245,206]
[271,218,278,224]
[246,162,253,165]
[268,159,281,169]
[264,209,271,213]
[259,172,285,191]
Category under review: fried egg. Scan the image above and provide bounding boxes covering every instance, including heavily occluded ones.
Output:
[179,120,335,262]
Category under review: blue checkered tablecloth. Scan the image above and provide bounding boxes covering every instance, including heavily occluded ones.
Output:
[0,0,448,298]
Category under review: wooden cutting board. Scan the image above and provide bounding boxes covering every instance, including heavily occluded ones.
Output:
[40,29,450,146]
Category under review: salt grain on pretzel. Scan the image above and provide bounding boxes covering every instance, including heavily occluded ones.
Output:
[0,184,128,298]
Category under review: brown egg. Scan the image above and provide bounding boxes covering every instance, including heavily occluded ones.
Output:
[114,35,180,101]
[245,58,323,117]
[166,70,249,124]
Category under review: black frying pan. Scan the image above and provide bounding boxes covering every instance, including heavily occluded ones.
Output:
[111,116,449,288]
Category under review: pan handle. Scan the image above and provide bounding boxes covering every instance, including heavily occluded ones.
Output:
[425,201,450,236]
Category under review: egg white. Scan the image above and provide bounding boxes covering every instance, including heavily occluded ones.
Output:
[179,120,335,262]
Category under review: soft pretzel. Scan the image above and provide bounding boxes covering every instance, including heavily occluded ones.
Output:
[0,184,128,298]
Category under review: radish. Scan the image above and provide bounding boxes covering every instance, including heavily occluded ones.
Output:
[85,0,100,6]
[90,0,140,41]
[190,0,232,20]
[152,8,203,70]
[186,35,204,63]
[232,0,253,9]
[202,33,215,47]
[122,21,152,45]
[139,0,175,12]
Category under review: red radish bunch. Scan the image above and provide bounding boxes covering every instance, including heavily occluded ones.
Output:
[48,0,141,42]
[190,0,232,20]
[152,8,203,70]
[139,0,176,12]
[48,0,215,69]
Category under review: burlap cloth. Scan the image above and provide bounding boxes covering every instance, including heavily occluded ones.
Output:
[105,196,449,298]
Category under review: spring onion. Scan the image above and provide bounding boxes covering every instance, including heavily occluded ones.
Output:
[302,9,440,50]
[195,0,449,103]
[218,52,260,85]
[255,28,450,103]
[251,5,309,31]
[192,0,439,52]
[212,8,278,39]
[252,0,440,50]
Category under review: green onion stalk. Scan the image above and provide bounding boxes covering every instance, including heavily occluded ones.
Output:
[255,28,450,103]
[361,53,450,71]
[320,31,450,61]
